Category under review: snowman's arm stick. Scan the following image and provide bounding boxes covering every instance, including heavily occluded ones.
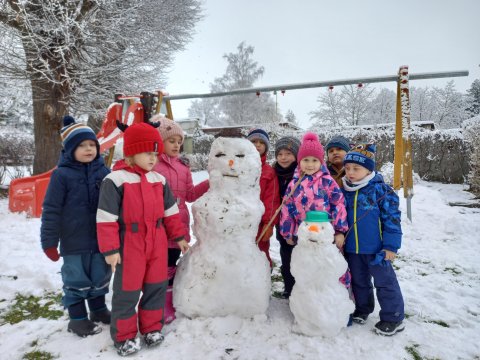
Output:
[256,174,305,244]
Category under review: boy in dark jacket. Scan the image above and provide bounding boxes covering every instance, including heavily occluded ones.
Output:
[272,136,300,298]
[326,135,351,188]
[342,143,405,336]
[41,116,112,337]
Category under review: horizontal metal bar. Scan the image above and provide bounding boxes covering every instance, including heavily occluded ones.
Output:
[164,70,469,101]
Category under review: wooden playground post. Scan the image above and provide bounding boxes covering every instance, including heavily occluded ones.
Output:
[393,66,414,221]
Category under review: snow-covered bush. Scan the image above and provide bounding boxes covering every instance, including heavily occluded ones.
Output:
[0,129,34,167]
[315,126,468,184]
[462,116,480,196]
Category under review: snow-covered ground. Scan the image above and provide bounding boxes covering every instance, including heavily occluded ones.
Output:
[0,172,479,359]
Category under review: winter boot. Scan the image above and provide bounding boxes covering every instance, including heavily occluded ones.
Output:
[374,320,405,336]
[67,318,102,337]
[164,286,176,324]
[351,310,369,324]
[115,337,141,356]
[144,331,165,348]
[90,308,111,324]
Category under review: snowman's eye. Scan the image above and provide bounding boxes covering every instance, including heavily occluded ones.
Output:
[215,153,226,157]
[235,154,245,158]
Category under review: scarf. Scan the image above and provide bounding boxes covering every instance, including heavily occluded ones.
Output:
[342,171,376,192]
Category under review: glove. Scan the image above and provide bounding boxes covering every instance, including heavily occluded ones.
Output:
[44,247,60,262]
[369,251,387,267]
[260,226,274,242]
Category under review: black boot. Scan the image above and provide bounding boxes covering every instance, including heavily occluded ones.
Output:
[68,319,102,337]
[89,308,111,324]
[88,296,111,324]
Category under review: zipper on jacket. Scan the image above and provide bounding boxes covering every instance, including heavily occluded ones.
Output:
[378,219,383,240]
[354,190,359,253]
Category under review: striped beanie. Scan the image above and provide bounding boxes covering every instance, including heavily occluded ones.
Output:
[247,128,270,152]
[151,115,184,144]
[60,116,98,157]
[275,136,300,158]
[344,143,376,172]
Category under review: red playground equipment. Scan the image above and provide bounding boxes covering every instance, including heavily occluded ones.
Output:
[8,98,147,217]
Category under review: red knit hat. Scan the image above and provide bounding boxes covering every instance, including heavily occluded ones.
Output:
[123,122,163,157]
[298,132,325,162]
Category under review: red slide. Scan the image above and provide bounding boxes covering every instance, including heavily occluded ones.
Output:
[8,101,145,217]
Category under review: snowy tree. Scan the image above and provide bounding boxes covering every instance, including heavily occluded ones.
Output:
[365,88,396,125]
[309,88,347,129]
[0,77,32,129]
[188,98,222,126]
[466,79,480,117]
[430,81,470,128]
[342,84,375,126]
[285,109,298,126]
[410,86,435,123]
[0,0,201,174]
[188,42,281,126]
[310,84,374,128]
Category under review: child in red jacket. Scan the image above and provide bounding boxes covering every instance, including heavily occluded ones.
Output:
[152,116,209,323]
[247,128,280,267]
[97,121,188,356]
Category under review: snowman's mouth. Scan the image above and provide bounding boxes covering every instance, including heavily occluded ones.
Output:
[222,173,239,177]
[308,238,318,243]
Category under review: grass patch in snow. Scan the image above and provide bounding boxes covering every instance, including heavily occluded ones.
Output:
[426,319,450,328]
[444,267,461,275]
[405,344,422,360]
[22,350,56,360]
[1,292,63,325]
[271,273,283,283]
[272,290,285,299]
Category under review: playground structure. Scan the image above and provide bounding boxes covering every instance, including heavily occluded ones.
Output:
[8,67,469,218]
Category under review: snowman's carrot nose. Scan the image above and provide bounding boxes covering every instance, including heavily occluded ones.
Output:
[308,224,320,232]
[228,159,234,167]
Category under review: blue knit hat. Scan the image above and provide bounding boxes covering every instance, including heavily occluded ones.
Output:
[343,143,376,172]
[326,135,351,153]
[60,115,98,157]
[247,128,270,152]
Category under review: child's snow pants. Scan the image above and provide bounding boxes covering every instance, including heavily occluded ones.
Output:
[346,253,404,323]
[110,222,168,343]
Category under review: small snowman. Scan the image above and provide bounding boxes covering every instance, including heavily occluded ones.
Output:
[173,137,271,318]
[289,211,353,337]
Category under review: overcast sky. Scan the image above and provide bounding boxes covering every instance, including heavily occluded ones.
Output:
[165,0,480,129]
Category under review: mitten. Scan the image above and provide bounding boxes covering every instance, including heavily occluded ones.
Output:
[44,247,60,262]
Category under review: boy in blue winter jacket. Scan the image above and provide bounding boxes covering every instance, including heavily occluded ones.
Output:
[341,143,405,336]
[41,116,112,337]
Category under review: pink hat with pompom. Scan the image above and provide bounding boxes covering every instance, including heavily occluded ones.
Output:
[297,132,325,162]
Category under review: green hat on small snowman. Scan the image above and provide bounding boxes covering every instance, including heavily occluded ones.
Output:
[304,211,332,223]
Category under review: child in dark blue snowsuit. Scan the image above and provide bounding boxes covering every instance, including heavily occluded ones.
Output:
[342,143,405,336]
[41,116,112,337]
[273,136,301,298]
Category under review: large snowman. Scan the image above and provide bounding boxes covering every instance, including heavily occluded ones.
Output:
[173,137,271,318]
[289,211,353,337]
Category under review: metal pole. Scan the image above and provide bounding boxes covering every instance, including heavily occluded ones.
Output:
[164,70,469,101]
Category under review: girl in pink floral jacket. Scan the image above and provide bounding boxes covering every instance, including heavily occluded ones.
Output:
[279,132,348,247]
[152,116,209,323]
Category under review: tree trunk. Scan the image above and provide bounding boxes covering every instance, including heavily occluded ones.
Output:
[31,78,69,174]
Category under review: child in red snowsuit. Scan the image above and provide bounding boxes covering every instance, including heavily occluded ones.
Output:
[97,121,188,356]
[152,116,209,323]
[247,128,280,267]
